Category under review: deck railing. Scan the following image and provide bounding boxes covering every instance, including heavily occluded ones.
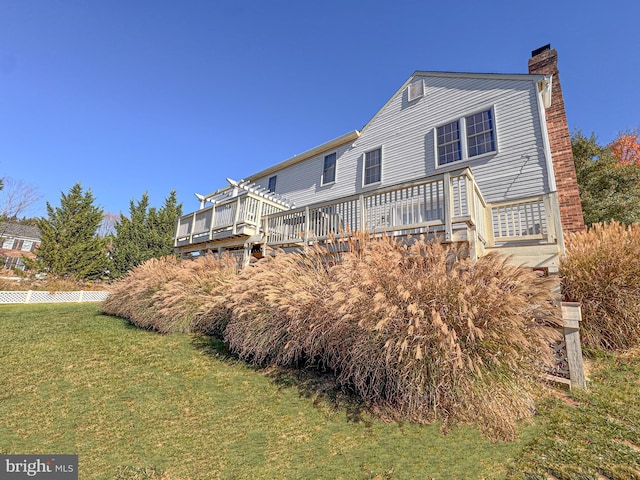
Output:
[175,193,288,246]
[175,168,560,253]
[263,168,491,248]
[489,193,558,245]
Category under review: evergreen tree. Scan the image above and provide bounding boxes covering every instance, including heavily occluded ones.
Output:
[28,183,109,279]
[572,131,640,225]
[110,191,182,278]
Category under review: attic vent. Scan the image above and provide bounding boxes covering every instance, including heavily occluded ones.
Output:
[407,79,425,102]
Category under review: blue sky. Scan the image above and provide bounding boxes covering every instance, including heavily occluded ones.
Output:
[0,0,638,218]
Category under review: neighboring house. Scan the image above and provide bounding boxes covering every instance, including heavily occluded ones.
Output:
[0,223,41,272]
[175,45,585,271]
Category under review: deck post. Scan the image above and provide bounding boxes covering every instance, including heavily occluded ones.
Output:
[466,172,476,224]
[543,194,557,244]
[359,195,366,232]
[232,197,241,235]
[443,172,453,242]
[254,199,263,230]
[548,191,565,256]
[466,173,478,260]
[304,206,310,244]
[261,216,269,243]
[561,302,587,390]
[190,212,197,243]
[242,241,251,269]
[484,205,494,247]
[209,206,216,240]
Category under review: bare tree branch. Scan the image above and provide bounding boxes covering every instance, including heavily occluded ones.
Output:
[97,211,120,238]
[0,177,43,219]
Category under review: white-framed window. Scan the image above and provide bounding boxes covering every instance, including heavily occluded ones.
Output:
[435,107,497,167]
[364,148,382,185]
[437,120,462,165]
[2,238,14,249]
[466,109,496,158]
[322,152,336,185]
[268,175,277,193]
[21,240,34,252]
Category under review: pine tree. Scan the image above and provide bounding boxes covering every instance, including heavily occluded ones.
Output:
[110,191,182,278]
[28,183,109,279]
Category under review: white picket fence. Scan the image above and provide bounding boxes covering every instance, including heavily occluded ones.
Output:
[0,290,110,304]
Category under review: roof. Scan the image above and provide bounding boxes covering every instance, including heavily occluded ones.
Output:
[0,223,41,240]
[246,130,360,182]
[412,71,545,81]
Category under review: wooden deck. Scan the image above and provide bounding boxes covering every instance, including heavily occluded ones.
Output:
[174,168,564,270]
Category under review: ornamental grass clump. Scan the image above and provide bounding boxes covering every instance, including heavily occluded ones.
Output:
[225,244,335,366]
[560,221,640,350]
[327,235,560,439]
[103,254,238,334]
[155,254,239,335]
[103,256,181,331]
[225,233,561,439]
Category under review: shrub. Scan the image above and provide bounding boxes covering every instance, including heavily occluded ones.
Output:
[226,234,561,439]
[560,221,640,350]
[102,254,238,334]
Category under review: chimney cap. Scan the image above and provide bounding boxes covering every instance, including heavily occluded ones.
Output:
[531,44,551,57]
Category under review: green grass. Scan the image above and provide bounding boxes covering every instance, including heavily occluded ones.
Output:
[2,304,640,479]
[507,349,640,479]
[0,304,534,479]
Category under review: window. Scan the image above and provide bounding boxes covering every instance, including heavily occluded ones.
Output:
[2,238,14,249]
[268,175,277,193]
[436,108,497,167]
[322,153,336,185]
[466,109,495,157]
[3,256,25,271]
[437,121,461,165]
[364,148,382,185]
[21,240,33,252]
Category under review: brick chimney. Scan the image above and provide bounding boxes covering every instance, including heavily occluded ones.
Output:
[528,45,585,233]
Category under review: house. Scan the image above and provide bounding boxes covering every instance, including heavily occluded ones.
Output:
[174,45,585,271]
[0,222,41,272]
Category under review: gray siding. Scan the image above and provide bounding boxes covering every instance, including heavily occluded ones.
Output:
[253,74,550,207]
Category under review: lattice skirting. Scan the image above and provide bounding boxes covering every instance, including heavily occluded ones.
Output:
[0,291,110,304]
[548,333,570,381]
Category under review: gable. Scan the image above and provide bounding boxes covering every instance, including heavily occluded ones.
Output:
[246,71,551,209]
